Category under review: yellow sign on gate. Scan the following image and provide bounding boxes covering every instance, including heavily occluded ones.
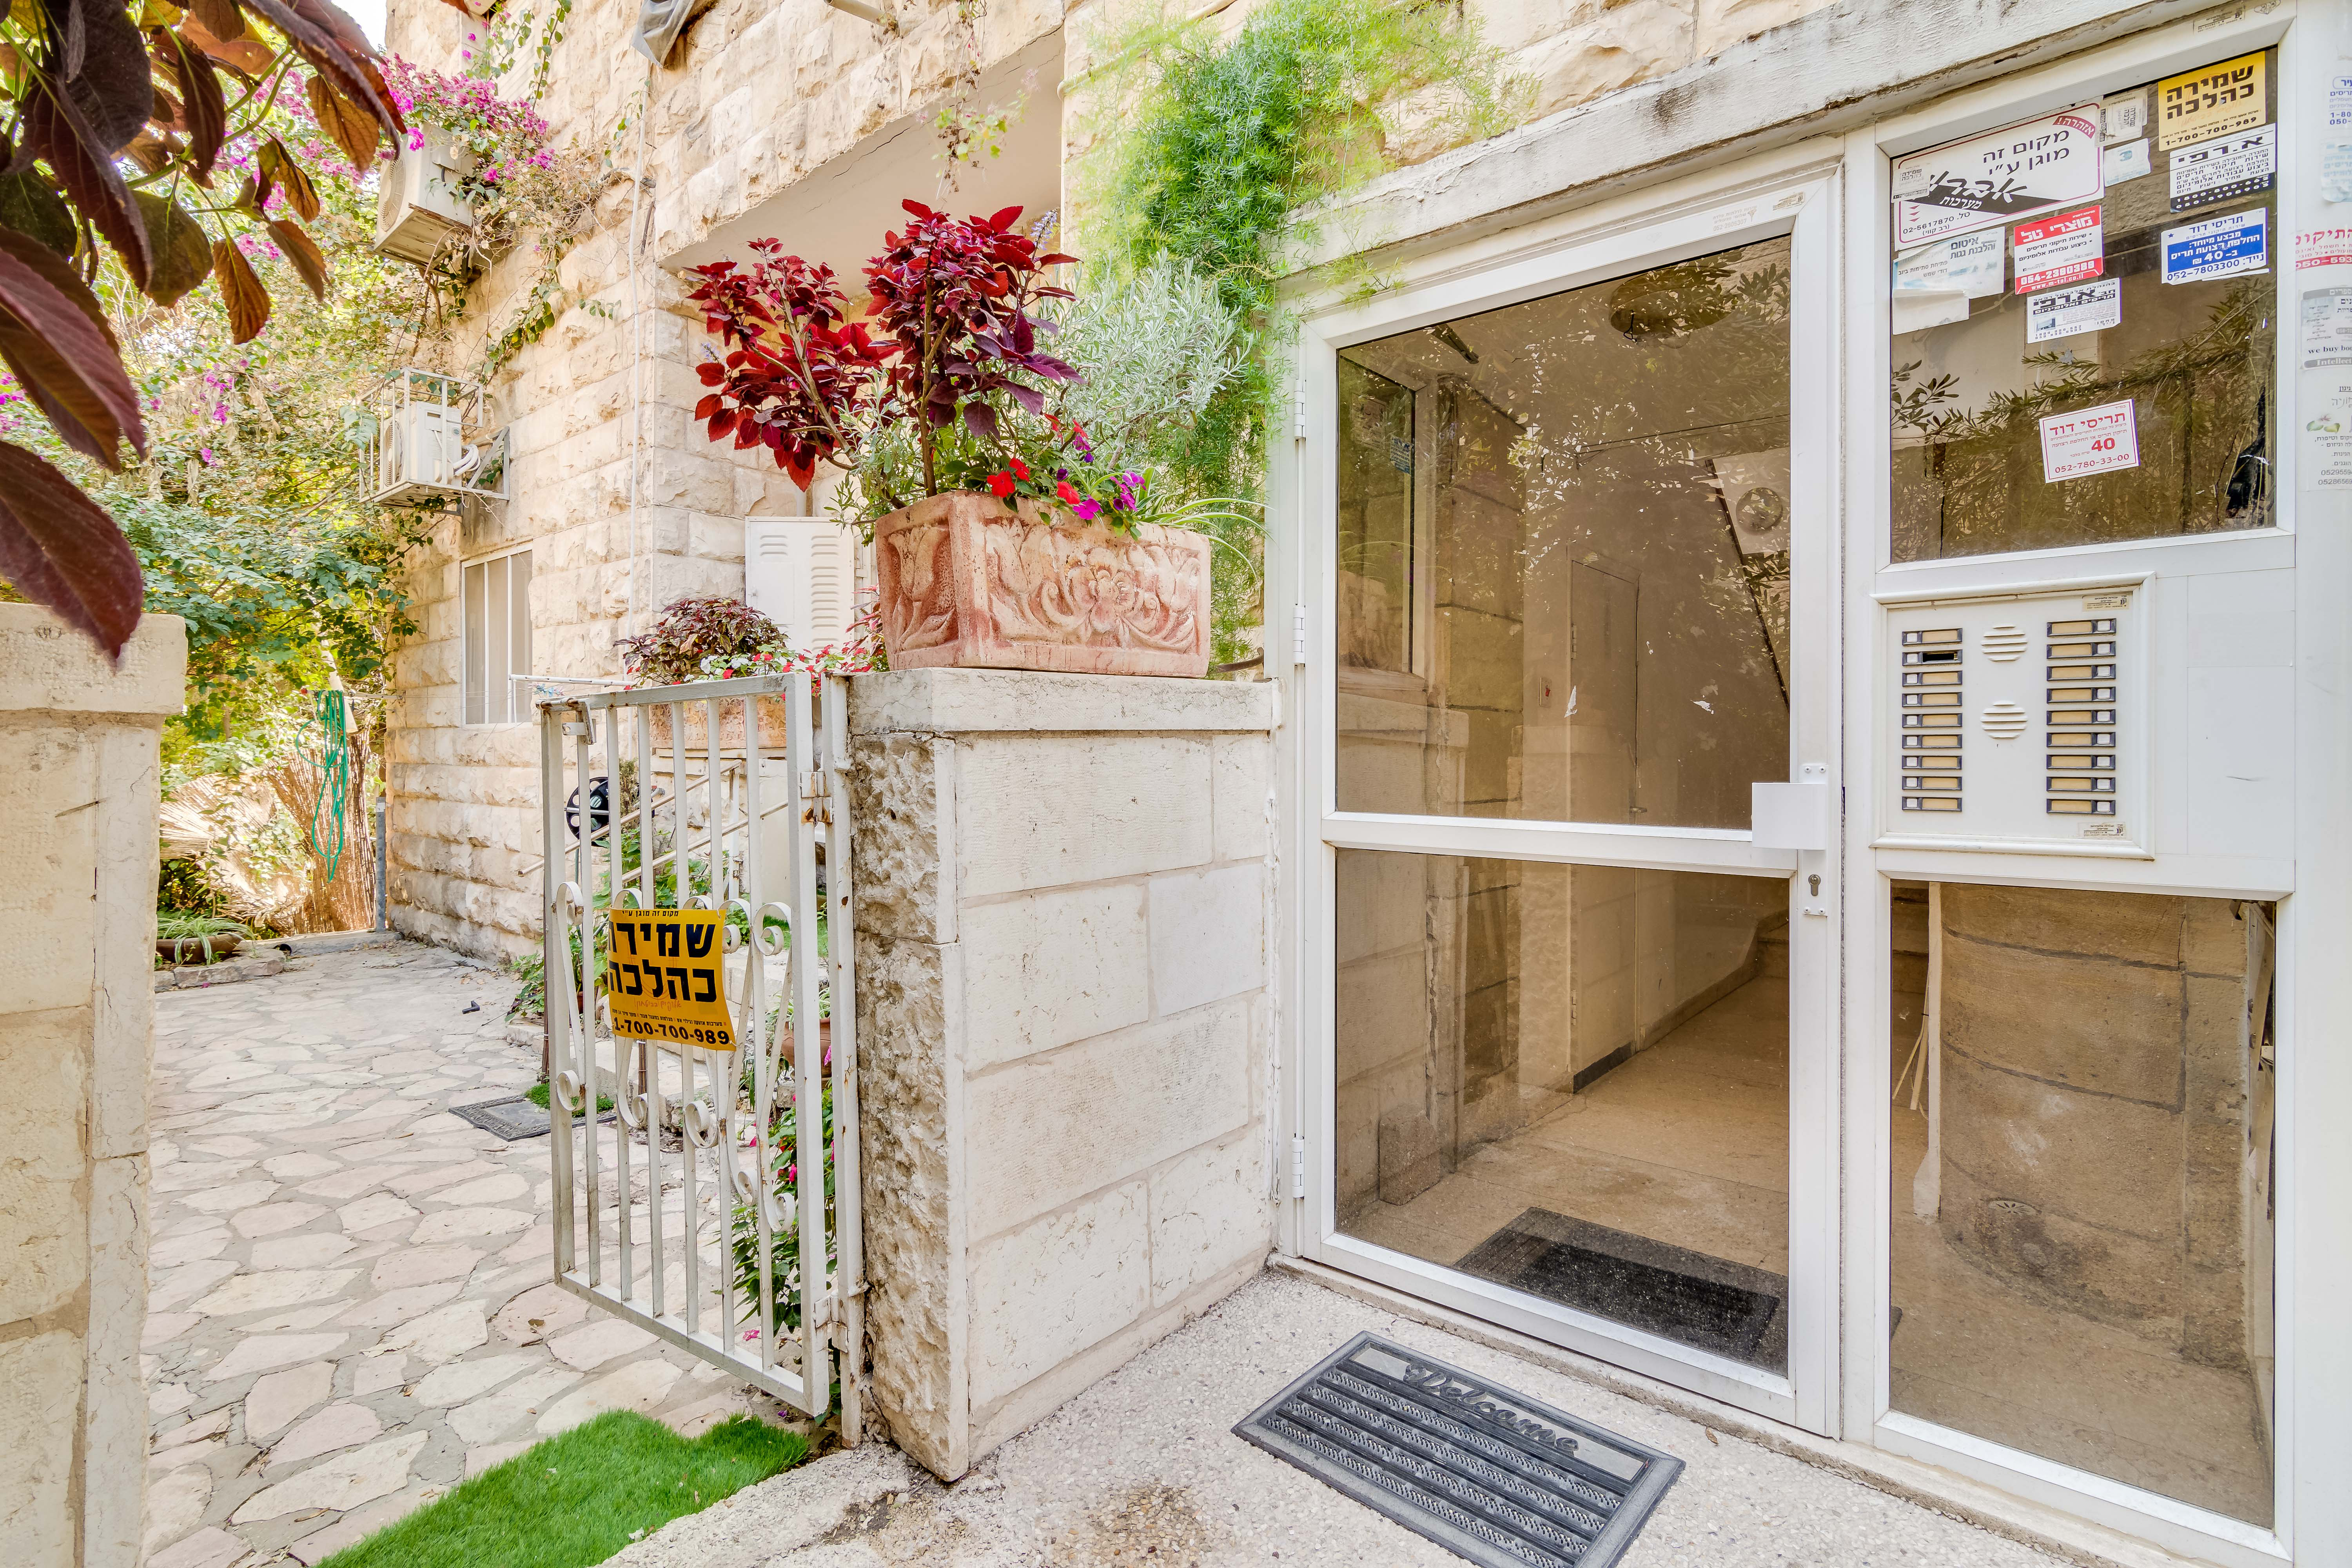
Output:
[604,909,737,1050]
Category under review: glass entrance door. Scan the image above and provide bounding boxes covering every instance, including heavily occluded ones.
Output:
[1303,187,1839,1428]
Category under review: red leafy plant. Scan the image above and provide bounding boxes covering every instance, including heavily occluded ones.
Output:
[687,200,1078,502]
[0,0,412,659]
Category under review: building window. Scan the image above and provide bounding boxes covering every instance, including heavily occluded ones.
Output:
[1889,47,2279,559]
[462,548,532,725]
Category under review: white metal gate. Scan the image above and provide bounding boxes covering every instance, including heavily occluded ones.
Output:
[539,674,860,1430]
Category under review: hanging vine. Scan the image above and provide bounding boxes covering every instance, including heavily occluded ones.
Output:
[1073,0,1528,502]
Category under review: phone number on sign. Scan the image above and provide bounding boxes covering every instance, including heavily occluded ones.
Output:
[613,1018,737,1048]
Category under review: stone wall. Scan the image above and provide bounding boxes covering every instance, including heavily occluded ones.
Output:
[0,604,185,1568]
[1934,884,2265,1368]
[848,668,1275,1477]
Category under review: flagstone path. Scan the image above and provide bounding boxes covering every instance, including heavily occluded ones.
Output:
[142,940,776,1568]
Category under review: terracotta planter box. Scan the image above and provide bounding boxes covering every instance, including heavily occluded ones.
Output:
[641,688,791,752]
[874,492,1213,678]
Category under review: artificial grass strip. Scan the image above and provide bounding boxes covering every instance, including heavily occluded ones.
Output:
[318,1410,808,1568]
[523,1080,615,1113]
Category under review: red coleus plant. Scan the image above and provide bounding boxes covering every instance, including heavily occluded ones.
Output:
[685,200,1078,499]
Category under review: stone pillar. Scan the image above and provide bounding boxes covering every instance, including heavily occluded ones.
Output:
[1934,884,2259,1365]
[848,668,1276,1479]
[0,604,185,1568]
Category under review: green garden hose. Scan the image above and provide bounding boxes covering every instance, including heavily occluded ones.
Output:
[311,687,349,882]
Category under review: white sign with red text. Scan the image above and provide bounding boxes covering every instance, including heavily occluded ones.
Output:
[2040,400,2141,483]
[2013,205,2104,292]
[1894,105,2105,247]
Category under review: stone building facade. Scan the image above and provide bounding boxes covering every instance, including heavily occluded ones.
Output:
[377,0,1838,958]
[372,0,2352,1562]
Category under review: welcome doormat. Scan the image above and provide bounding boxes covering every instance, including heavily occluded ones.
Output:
[1232,1332,1681,1568]
[448,1095,553,1140]
[1455,1209,1788,1370]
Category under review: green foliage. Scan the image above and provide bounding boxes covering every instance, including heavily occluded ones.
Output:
[119,496,421,740]
[1074,0,1525,647]
[732,1075,837,1337]
[158,859,234,918]
[316,1411,806,1568]
[154,912,250,940]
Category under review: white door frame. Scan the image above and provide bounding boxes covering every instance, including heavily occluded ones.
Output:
[1277,151,1848,1434]
[1833,9,2308,1566]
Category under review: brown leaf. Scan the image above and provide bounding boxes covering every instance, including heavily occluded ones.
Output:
[58,0,156,153]
[183,0,244,41]
[304,72,379,169]
[271,141,318,221]
[134,191,211,305]
[0,439,143,659]
[0,225,142,467]
[266,217,324,299]
[179,15,270,76]
[25,92,149,287]
[242,0,402,143]
[211,236,267,340]
[125,129,173,174]
[154,28,227,180]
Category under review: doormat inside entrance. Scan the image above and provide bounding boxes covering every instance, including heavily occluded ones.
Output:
[1233,1332,1681,1568]
[1455,1209,1786,1370]
[449,1095,553,1141]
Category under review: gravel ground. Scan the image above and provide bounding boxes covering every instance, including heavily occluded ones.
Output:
[616,1268,2080,1568]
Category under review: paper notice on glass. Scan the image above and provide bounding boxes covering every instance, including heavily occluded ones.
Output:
[2027,279,2122,344]
[2039,400,2141,483]
[1893,290,1969,333]
[2013,205,2104,292]
[2302,289,2352,366]
[2163,208,2268,284]
[2299,226,2352,270]
[2329,78,2352,204]
[2103,139,2151,185]
[2158,51,2266,151]
[2304,383,2352,489]
[2169,125,2277,211]
[1895,231,2005,296]
[2103,89,2149,144]
[1893,104,2104,246]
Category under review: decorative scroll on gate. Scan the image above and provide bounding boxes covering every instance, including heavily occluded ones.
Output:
[539,674,861,1428]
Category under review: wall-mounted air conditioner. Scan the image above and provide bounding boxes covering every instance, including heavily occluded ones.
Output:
[376,129,475,265]
[358,369,508,507]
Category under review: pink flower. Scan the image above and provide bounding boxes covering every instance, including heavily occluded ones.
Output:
[1074,499,1101,522]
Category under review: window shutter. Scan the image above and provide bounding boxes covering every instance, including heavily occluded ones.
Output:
[744,517,860,650]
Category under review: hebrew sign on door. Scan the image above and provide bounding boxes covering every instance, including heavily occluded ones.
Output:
[605,909,737,1049]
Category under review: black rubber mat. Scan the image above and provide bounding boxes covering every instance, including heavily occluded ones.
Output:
[1233,1332,1681,1567]
[448,1095,552,1140]
[1455,1209,1787,1370]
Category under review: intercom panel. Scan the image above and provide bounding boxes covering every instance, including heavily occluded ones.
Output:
[1878,581,2148,857]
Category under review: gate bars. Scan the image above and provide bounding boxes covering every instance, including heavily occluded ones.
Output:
[539,673,861,1431]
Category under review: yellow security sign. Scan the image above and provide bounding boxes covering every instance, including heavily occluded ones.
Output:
[604,909,737,1050]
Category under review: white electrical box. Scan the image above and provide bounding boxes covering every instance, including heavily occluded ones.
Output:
[746,517,860,650]
[1878,580,2149,857]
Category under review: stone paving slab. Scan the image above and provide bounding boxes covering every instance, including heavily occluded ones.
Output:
[143,941,780,1568]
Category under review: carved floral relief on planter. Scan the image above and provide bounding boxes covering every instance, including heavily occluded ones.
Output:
[875,493,1213,678]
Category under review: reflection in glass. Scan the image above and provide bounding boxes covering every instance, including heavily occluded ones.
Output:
[1334,240,1793,829]
[1889,53,2279,560]
[1337,850,1790,1370]
[1889,883,2276,1524]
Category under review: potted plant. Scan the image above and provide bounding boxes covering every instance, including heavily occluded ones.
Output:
[685,203,1227,678]
[617,596,797,750]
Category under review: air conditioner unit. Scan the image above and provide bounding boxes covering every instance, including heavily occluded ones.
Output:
[745,516,860,650]
[376,129,475,264]
[377,400,463,495]
[360,369,508,507]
